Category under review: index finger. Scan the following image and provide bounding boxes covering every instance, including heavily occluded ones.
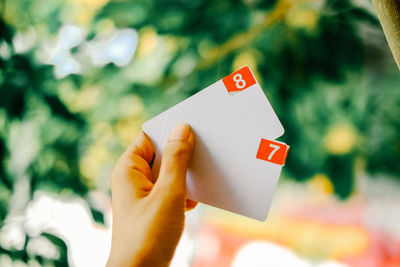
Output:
[123,131,155,163]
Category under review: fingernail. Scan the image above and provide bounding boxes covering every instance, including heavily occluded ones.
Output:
[169,123,190,141]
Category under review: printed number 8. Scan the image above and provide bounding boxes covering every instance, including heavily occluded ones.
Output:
[233,74,246,89]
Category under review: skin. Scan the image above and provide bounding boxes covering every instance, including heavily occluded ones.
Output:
[107,123,197,267]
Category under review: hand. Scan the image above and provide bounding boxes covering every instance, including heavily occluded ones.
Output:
[107,123,197,267]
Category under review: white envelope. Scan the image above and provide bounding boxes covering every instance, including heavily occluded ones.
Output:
[142,66,287,220]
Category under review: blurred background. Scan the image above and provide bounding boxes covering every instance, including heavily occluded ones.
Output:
[0,0,400,266]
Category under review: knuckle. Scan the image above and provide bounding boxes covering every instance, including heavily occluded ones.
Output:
[109,167,118,189]
[109,157,126,186]
[130,154,147,168]
[165,140,191,160]
[153,184,186,203]
[129,160,142,173]
[172,189,187,201]
[110,160,120,181]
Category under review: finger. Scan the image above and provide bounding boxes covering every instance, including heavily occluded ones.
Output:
[111,131,155,199]
[153,123,194,198]
[123,131,154,163]
[111,157,154,199]
[185,199,198,211]
[122,131,154,181]
[127,169,154,198]
[129,154,152,181]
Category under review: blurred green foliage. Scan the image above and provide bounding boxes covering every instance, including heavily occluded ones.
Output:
[0,0,400,265]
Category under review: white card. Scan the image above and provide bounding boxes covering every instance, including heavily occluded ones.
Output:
[143,68,284,143]
[142,66,288,220]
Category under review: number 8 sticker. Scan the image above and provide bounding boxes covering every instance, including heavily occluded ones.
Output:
[223,66,256,93]
[256,139,289,165]
[233,73,246,89]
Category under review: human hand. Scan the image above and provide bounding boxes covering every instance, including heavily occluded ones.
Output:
[107,124,197,267]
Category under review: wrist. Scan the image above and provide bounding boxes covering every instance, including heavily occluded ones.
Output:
[107,247,170,267]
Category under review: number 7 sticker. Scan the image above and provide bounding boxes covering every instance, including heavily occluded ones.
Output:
[222,66,256,93]
[256,139,289,165]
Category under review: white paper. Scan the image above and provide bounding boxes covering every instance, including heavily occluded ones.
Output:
[142,68,286,220]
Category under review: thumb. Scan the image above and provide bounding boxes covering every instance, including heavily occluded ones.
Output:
[154,123,194,197]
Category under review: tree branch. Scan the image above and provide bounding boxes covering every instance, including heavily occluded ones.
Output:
[196,0,302,69]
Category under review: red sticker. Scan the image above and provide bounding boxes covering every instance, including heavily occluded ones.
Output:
[222,66,257,93]
[256,139,289,165]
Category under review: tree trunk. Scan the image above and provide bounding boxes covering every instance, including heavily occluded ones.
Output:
[372,0,400,70]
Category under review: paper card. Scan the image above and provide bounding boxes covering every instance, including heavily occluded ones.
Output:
[143,66,284,148]
[158,113,287,220]
[142,66,288,220]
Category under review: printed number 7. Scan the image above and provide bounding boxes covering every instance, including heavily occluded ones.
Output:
[268,144,280,160]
